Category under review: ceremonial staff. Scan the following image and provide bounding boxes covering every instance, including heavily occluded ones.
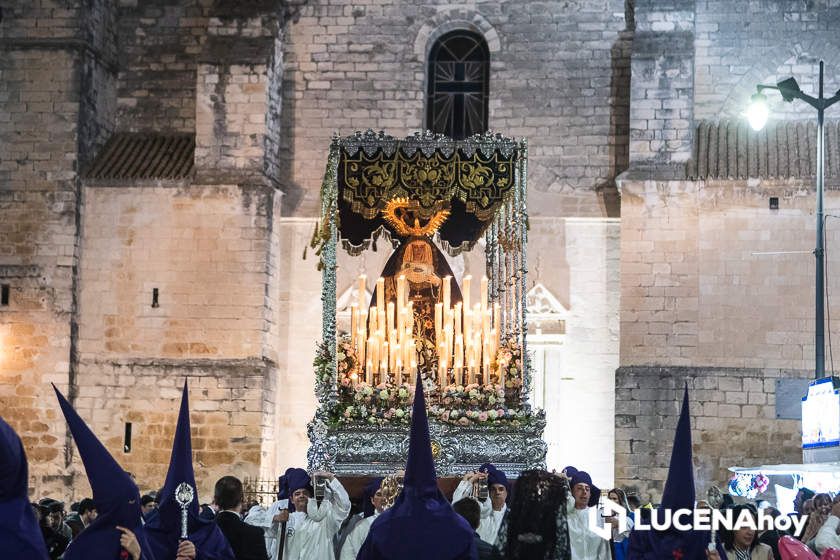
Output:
[175,482,195,540]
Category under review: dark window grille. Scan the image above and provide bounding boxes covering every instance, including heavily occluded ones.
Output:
[426,30,490,140]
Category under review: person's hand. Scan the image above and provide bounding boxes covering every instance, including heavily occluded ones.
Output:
[705,546,720,560]
[313,470,335,481]
[831,501,840,518]
[462,471,475,482]
[116,526,141,560]
[274,509,289,523]
[606,516,619,528]
[176,539,196,560]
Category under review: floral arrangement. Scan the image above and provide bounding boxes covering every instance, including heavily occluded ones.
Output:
[327,334,531,426]
[728,473,769,498]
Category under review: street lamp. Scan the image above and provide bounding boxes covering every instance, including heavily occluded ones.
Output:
[747,61,840,378]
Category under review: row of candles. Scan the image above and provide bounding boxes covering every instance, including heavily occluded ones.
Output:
[348,274,503,390]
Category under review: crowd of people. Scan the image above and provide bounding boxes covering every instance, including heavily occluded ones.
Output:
[6,379,840,560]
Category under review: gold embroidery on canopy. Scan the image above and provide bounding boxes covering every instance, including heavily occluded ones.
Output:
[340,146,516,221]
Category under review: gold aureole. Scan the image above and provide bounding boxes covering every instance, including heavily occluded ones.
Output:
[381,197,450,237]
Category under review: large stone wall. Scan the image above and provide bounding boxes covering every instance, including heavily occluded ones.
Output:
[616,0,840,500]
[615,366,811,502]
[0,1,117,497]
[619,179,840,370]
[115,1,209,133]
[616,176,840,496]
[279,0,631,217]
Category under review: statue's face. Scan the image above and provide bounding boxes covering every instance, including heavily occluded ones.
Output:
[400,240,438,283]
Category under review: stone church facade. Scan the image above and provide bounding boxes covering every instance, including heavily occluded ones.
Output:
[0,0,837,502]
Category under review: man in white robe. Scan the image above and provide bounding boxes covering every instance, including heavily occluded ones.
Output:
[277,470,351,560]
[339,480,385,560]
[451,463,509,546]
[563,470,612,560]
[244,500,288,560]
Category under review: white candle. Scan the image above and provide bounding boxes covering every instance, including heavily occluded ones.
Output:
[366,359,373,385]
[480,276,488,313]
[377,277,385,311]
[454,302,462,340]
[443,275,451,314]
[462,275,471,313]
[369,337,378,376]
[358,274,367,309]
[387,302,395,343]
[358,329,366,365]
[369,306,377,335]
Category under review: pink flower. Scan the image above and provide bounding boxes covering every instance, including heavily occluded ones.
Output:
[497,409,505,418]
[478,412,488,422]
[458,417,470,426]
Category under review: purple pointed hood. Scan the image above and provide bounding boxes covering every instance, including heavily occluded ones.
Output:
[0,415,49,559]
[356,374,476,560]
[144,380,234,560]
[52,384,156,560]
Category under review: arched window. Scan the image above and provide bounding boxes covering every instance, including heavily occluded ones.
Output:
[426,30,490,140]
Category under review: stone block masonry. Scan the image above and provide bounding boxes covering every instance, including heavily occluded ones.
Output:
[280,0,631,217]
[615,366,811,503]
[63,359,275,503]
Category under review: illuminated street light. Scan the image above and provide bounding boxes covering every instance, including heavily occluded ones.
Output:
[746,92,768,131]
[749,61,840,378]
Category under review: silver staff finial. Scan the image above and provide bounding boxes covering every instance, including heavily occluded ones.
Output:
[175,482,195,540]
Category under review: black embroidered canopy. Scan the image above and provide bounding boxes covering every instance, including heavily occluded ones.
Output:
[332,130,523,255]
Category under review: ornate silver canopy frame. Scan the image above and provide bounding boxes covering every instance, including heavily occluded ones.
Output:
[307,130,546,476]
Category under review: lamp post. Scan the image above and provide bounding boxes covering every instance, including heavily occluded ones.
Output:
[747,61,840,378]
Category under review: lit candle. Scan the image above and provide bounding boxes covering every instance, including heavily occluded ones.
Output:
[369,336,378,376]
[366,359,373,385]
[462,275,471,313]
[358,329,366,365]
[395,357,402,385]
[387,302,395,343]
[443,275,451,314]
[440,357,448,390]
[397,275,406,312]
[369,306,378,335]
[382,341,389,375]
[454,302,462,339]
[378,307,386,339]
[377,277,385,311]
[358,274,367,309]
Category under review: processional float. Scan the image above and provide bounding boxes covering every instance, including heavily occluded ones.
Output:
[307,130,546,476]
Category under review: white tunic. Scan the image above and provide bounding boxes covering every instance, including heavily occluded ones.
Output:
[244,500,289,560]
[284,478,352,560]
[564,494,610,560]
[451,480,507,545]
[339,513,378,560]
